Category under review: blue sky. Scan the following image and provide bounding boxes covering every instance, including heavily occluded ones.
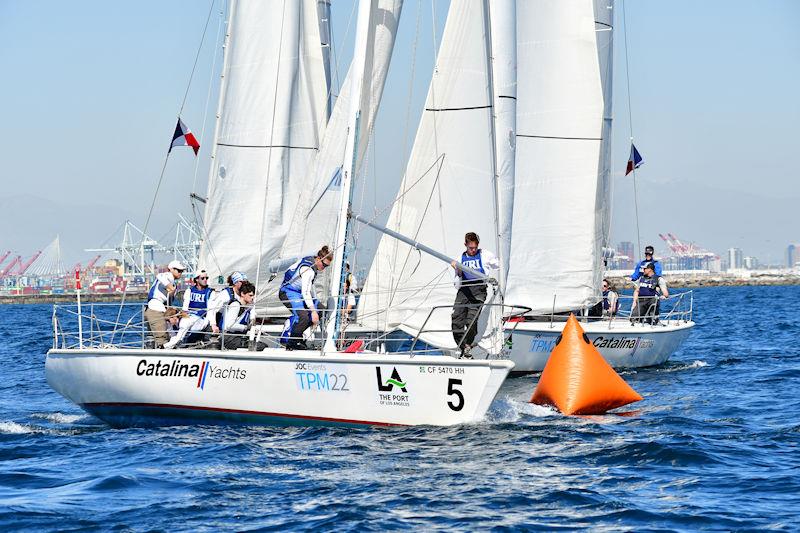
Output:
[0,0,798,266]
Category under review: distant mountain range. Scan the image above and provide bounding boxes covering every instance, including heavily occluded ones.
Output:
[0,194,177,266]
[611,177,797,263]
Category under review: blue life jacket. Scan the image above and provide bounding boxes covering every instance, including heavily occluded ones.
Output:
[187,286,213,317]
[220,301,251,332]
[214,287,237,329]
[638,275,660,297]
[147,276,173,306]
[460,250,485,282]
[602,290,620,313]
[281,256,316,292]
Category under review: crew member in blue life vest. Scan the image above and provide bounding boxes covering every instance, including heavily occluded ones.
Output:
[450,232,500,358]
[278,245,332,350]
[164,269,213,349]
[144,259,184,348]
[631,245,662,281]
[602,278,620,317]
[219,280,265,350]
[632,262,669,324]
[207,271,248,335]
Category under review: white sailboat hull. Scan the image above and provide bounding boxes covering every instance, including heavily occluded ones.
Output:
[45,348,513,428]
[506,320,695,373]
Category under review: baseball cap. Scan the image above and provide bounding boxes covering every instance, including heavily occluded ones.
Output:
[168,260,186,271]
[644,246,654,254]
[193,269,208,280]
[643,262,655,271]
[230,271,247,284]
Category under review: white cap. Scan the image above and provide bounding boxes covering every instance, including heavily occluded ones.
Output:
[168,260,186,271]
[230,271,247,284]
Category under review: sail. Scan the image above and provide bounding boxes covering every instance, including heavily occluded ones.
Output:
[359,1,498,350]
[505,0,612,314]
[258,0,404,310]
[198,0,328,282]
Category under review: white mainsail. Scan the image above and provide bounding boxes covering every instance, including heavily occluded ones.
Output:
[199,0,328,281]
[505,0,613,314]
[359,1,499,350]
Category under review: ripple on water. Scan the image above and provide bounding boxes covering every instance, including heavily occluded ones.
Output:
[1,289,799,530]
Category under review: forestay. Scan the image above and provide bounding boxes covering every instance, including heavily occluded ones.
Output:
[199,0,328,283]
[360,2,500,350]
[505,0,613,314]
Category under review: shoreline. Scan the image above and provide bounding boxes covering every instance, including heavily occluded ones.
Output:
[2,273,799,305]
[0,293,148,305]
[606,272,800,289]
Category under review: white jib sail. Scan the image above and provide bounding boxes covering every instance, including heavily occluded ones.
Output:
[360,1,500,351]
[259,0,404,313]
[505,0,612,314]
[199,0,328,283]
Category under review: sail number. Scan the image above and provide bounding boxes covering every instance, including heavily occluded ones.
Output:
[447,379,464,411]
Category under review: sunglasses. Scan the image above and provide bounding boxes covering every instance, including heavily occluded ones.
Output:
[197,276,208,280]
[173,268,185,273]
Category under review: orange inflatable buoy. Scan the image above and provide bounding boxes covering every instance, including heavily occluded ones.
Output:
[530,314,643,415]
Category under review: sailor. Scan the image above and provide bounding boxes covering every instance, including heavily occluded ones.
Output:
[207,271,247,335]
[631,245,663,281]
[602,278,620,317]
[450,232,500,358]
[219,280,264,350]
[632,262,669,324]
[163,269,213,349]
[278,245,332,350]
[144,260,184,348]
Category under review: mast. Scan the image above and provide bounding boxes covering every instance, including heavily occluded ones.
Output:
[323,0,373,351]
[486,0,517,295]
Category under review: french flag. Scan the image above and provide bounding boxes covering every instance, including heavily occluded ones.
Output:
[169,118,200,156]
[625,143,643,175]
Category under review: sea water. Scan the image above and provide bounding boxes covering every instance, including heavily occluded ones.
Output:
[1,286,799,531]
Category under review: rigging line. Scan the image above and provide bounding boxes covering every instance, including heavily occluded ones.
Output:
[254,0,289,296]
[384,156,447,312]
[179,0,217,116]
[428,0,447,262]
[329,0,359,107]
[392,0,424,289]
[143,0,216,254]
[191,0,225,197]
[622,0,642,258]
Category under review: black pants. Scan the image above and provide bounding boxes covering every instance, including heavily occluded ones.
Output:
[634,297,659,324]
[222,334,266,351]
[452,284,487,349]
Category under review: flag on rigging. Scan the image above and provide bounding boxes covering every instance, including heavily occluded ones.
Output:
[625,143,643,175]
[169,118,200,155]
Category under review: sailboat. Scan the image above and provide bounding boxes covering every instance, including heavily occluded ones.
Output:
[353,0,694,372]
[46,0,516,428]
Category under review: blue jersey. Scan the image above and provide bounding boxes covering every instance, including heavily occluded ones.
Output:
[281,256,315,292]
[631,259,662,281]
[460,250,486,282]
[637,275,661,297]
[186,286,212,317]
